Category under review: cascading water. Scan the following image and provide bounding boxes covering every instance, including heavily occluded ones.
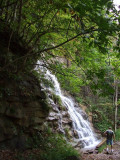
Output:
[36,61,100,149]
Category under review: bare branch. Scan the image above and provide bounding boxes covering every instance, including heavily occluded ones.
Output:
[66,17,72,39]
[17,0,23,32]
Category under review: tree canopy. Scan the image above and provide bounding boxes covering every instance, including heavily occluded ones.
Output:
[0,0,119,67]
[0,0,120,96]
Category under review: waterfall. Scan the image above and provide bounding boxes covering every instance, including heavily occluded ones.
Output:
[36,61,101,149]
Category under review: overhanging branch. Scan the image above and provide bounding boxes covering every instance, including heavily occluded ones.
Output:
[0,28,99,72]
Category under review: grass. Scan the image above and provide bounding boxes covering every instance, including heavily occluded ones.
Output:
[98,143,106,153]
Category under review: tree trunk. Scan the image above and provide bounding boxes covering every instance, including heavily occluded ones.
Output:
[114,79,118,132]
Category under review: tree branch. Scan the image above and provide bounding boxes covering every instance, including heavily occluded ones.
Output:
[0,28,99,72]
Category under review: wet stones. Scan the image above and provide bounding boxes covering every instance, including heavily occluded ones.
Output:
[65,155,81,160]
[73,130,79,139]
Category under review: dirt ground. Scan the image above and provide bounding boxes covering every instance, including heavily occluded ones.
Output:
[82,142,120,160]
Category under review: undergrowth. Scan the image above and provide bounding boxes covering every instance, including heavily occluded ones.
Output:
[16,131,80,160]
[115,129,120,141]
[98,144,106,153]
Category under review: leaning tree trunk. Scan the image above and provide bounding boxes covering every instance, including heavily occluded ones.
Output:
[114,79,118,132]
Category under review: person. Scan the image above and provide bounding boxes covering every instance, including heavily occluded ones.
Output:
[104,127,115,154]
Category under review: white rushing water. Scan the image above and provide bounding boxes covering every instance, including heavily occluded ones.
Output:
[36,61,100,149]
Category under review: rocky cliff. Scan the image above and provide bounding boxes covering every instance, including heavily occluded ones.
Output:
[0,72,50,149]
[0,22,50,149]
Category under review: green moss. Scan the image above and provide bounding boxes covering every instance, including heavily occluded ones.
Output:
[40,99,51,112]
[52,94,62,105]
[51,93,66,111]
[64,128,71,140]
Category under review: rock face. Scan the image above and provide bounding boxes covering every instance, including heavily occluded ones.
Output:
[0,24,51,149]
[0,74,49,149]
[46,100,74,135]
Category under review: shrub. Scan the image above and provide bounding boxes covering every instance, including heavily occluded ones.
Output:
[41,134,79,160]
[26,132,79,160]
[115,129,120,141]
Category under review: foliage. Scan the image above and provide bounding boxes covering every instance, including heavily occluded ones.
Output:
[41,135,79,160]
[94,120,112,133]
[98,143,106,153]
[87,98,114,132]
[32,69,55,89]
[0,0,119,73]
[75,97,84,104]
[115,129,120,141]
[26,131,79,160]
[57,65,84,95]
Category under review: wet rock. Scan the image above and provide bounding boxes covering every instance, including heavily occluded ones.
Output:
[73,130,79,139]
[57,128,65,134]
[95,133,101,140]
[49,112,57,117]
[47,111,61,121]
[75,108,88,120]
[80,111,88,120]
[65,129,73,138]
[94,149,99,154]
[53,121,59,128]
[88,150,94,154]
[75,140,85,149]
[84,152,89,154]
[52,104,60,112]
[62,118,72,124]
[47,117,59,121]
[65,155,80,160]
[61,111,70,117]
